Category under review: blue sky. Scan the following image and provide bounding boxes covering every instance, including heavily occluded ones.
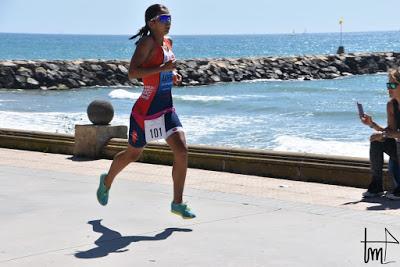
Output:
[0,0,399,35]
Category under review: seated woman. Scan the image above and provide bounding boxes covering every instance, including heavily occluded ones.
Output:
[360,68,400,199]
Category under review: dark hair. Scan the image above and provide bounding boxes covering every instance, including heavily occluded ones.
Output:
[129,4,169,45]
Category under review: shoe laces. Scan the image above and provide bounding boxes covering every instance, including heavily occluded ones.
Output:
[176,202,190,211]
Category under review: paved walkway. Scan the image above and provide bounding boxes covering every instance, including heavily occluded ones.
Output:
[1,148,400,266]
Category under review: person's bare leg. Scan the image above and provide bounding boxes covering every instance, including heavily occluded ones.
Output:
[104,145,143,189]
[166,131,188,204]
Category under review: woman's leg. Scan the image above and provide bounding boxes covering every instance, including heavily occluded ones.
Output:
[104,144,144,189]
[369,138,397,192]
[389,158,400,188]
[369,141,385,192]
[166,131,188,204]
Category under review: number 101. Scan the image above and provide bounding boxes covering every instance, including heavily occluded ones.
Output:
[150,128,163,138]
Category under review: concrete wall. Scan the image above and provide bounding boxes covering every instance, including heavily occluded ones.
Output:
[0,128,393,189]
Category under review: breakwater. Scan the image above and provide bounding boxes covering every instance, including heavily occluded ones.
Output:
[0,52,399,89]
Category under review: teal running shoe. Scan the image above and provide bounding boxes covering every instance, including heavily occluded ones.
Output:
[96,173,109,206]
[171,202,196,219]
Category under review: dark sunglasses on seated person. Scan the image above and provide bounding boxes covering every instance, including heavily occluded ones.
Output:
[387,82,399,90]
[150,14,171,24]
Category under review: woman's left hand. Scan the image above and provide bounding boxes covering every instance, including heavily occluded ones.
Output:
[173,72,182,85]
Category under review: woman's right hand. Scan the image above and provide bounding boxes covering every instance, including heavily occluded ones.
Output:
[361,114,373,127]
[370,132,385,142]
[161,60,176,72]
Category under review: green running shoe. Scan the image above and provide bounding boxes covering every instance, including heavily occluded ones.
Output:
[171,202,196,219]
[97,173,109,206]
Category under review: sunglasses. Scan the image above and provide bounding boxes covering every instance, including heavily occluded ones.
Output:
[387,82,399,90]
[150,14,171,24]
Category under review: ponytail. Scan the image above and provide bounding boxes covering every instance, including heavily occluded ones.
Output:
[129,4,169,45]
[129,25,150,45]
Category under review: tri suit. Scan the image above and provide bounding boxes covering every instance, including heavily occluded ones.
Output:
[128,37,183,148]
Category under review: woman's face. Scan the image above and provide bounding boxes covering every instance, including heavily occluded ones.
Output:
[148,10,171,35]
[388,74,400,98]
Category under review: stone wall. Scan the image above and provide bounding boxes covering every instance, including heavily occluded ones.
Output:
[1,127,388,189]
[1,52,399,89]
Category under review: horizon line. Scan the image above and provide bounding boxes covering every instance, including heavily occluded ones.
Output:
[0,29,399,37]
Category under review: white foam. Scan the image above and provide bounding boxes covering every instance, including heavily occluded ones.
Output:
[180,115,271,149]
[0,110,131,134]
[174,94,268,102]
[108,89,141,100]
[0,111,89,134]
[109,89,259,103]
[0,109,377,159]
[108,90,229,103]
[242,78,282,83]
[272,135,370,158]
[175,95,228,102]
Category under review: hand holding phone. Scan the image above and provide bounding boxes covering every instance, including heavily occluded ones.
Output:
[357,102,364,118]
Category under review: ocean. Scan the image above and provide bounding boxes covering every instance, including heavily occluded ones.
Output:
[1,31,399,158]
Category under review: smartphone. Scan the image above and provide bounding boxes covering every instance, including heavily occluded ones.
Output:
[357,102,364,117]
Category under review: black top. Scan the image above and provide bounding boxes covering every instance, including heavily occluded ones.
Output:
[393,99,400,130]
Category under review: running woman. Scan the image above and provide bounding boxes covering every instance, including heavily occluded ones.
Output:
[96,4,195,219]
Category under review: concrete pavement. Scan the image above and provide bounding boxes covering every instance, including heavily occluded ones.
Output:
[1,148,400,266]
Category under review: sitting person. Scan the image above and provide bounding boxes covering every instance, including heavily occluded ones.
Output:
[360,68,400,199]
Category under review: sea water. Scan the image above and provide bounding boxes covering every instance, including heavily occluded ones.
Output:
[0,32,399,158]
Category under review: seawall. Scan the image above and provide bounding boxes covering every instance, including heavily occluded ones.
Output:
[1,52,399,89]
[0,128,393,190]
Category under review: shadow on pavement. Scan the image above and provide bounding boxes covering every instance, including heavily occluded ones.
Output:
[342,197,400,211]
[67,156,98,162]
[75,219,192,259]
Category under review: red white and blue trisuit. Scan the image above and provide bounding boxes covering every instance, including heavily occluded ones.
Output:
[129,37,183,148]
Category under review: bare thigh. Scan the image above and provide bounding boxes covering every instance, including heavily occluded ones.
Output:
[166,131,187,154]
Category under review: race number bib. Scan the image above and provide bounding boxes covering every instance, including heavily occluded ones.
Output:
[144,114,167,142]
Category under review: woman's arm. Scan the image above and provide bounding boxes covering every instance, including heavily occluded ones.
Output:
[387,100,397,130]
[384,100,400,138]
[368,100,397,142]
[128,37,176,80]
[361,114,385,131]
[165,37,182,85]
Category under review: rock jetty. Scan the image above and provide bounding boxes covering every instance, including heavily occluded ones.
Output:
[0,52,399,89]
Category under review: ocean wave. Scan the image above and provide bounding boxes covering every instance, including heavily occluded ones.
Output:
[272,135,370,158]
[109,89,231,103]
[108,89,141,100]
[0,111,89,134]
[174,93,272,103]
[0,109,377,158]
[242,78,282,83]
[174,95,228,102]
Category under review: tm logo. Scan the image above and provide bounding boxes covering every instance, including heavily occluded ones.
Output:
[361,228,399,264]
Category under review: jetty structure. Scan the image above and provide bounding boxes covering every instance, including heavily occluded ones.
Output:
[0,52,399,90]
